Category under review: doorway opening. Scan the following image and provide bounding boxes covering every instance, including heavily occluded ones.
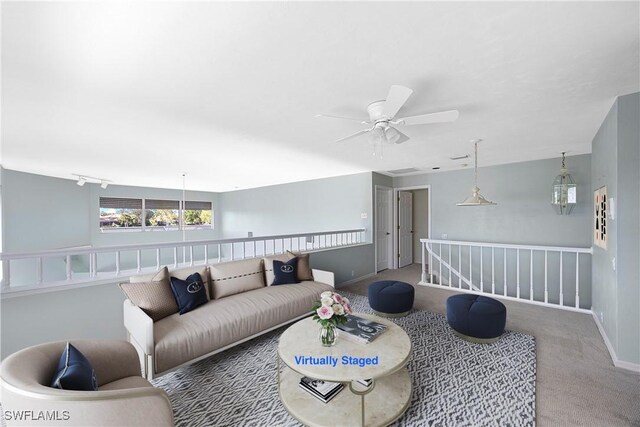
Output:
[394,186,430,269]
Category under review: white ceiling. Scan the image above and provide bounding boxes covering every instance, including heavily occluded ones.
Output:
[2,1,638,191]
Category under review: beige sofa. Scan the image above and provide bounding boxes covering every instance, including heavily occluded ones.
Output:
[0,340,174,426]
[123,256,334,379]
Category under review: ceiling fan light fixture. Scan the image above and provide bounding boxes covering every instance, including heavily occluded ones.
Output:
[456,139,497,207]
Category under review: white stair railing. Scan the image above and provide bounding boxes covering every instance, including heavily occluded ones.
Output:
[0,229,366,297]
[420,238,592,313]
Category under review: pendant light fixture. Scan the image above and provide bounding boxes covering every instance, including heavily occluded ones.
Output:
[551,152,576,215]
[457,139,497,206]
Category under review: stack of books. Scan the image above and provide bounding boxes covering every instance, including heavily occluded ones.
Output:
[299,376,343,403]
[336,315,387,344]
[357,378,373,387]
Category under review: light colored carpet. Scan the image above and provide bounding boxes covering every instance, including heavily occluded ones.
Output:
[342,264,640,427]
[152,292,536,426]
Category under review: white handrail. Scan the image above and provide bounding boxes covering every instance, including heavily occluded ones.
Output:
[419,238,592,314]
[0,228,366,295]
[421,238,592,254]
[1,229,367,260]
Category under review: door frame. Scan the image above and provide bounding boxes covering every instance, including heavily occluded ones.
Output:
[374,185,394,273]
[393,185,431,269]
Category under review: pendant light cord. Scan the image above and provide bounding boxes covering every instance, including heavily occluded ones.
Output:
[474,140,478,188]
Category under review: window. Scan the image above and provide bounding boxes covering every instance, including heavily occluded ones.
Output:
[146,199,180,230]
[183,201,213,229]
[100,197,142,229]
[99,197,213,232]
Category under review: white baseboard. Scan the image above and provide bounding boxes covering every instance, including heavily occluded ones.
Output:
[336,272,376,288]
[592,310,640,374]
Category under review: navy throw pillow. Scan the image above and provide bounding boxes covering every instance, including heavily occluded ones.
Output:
[272,258,300,285]
[50,343,98,391]
[170,272,208,315]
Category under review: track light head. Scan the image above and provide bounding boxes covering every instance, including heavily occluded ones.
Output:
[100,181,109,189]
[77,177,87,186]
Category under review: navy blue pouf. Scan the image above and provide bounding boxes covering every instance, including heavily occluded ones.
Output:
[368,280,414,317]
[446,294,506,343]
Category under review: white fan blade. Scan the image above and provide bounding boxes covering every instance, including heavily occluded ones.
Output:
[334,129,371,143]
[381,85,413,119]
[397,109,459,126]
[315,114,368,124]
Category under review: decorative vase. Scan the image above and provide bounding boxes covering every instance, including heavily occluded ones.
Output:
[319,324,338,347]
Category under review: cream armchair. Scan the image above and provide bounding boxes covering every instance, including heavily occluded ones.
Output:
[0,340,174,426]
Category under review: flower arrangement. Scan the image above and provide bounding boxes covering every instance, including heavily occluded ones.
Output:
[312,291,353,346]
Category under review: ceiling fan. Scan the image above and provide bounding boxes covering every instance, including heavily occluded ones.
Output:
[316,85,459,145]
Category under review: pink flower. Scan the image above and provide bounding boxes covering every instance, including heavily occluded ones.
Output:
[344,303,353,315]
[317,305,334,320]
[333,293,344,304]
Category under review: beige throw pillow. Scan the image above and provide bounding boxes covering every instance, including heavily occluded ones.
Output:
[286,251,313,281]
[119,277,178,322]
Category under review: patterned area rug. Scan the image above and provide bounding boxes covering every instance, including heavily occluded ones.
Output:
[152,292,536,426]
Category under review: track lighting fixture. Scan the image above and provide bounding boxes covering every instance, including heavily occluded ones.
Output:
[72,174,111,188]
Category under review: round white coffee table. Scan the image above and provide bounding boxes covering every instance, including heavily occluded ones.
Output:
[277,313,412,427]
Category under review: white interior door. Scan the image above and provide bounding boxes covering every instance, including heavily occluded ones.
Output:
[398,191,413,268]
[375,187,392,272]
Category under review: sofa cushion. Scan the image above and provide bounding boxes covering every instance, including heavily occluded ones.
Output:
[263,254,291,285]
[209,258,265,299]
[153,281,333,373]
[170,272,208,315]
[287,251,313,281]
[98,376,152,391]
[119,279,179,322]
[272,258,300,285]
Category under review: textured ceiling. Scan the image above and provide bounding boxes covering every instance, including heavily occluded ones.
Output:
[2,1,638,191]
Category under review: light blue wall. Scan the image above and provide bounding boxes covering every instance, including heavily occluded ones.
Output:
[0,170,222,358]
[394,154,593,247]
[219,172,372,240]
[591,101,620,352]
[616,93,639,364]
[592,93,640,366]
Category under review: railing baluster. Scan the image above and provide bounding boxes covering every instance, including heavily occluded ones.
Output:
[544,251,548,303]
[204,245,208,264]
[421,242,426,283]
[231,243,235,260]
[575,252,580,309]
[480,247,484,292]
[458,245,462,288]
[189,246,194,266]
[116,252,121,275]
[1,260,10,288]
[491,247,495,294]
[66,255,72,280]
[439,243,442,285]
[516,248,520,299]
[429,244,433,283]
[469,245,472,290]
[173,247,178,268]
[156,249,161,270]
[36,257,43,285]
[136,250,141,273]
[448,244,452,287]
[503,249,507,297]
[530,250,534,301]
[560,251,564,306]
